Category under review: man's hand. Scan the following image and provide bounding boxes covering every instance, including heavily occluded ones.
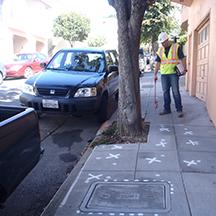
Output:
[182,69,188,75]
[154,74,158,81]
[154,62,160,81]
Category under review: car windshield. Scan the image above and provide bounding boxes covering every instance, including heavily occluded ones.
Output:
[14,54,33,61]
[47,50,105,73]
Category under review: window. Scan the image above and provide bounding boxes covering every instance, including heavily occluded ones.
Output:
[199,24,209,45]
[36,53,47,61]
[105,52,113,66]
[47,50,105,72]
[109,51,118,65]
[48,52,64,69]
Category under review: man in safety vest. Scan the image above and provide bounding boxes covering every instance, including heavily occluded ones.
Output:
[154,32,187,118]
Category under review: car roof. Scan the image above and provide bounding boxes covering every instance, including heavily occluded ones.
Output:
[59,47,117,53]
[16,52,44,55]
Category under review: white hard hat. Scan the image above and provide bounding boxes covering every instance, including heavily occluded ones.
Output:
[158,32,169,43]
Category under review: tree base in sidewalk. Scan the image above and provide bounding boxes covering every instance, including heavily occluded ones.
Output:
[90,120,149,147]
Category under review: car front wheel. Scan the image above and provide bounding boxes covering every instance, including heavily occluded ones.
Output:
[24,67,33,79]
[97,95,108,123]
[0,73,3,84]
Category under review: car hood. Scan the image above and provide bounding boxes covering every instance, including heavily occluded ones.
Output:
[26,70,103,88]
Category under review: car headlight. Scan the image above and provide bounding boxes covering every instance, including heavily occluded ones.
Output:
[10,65,23,71]
[23,84,36,95]
[74,87,97,97]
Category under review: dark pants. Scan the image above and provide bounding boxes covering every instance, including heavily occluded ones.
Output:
[161,74,183,112]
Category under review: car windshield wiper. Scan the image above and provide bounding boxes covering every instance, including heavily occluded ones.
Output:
[65,67,91,72]
[46,67,62,70]
[65,66,75,71]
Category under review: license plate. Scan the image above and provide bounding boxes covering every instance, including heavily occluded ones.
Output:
[42,99,59,109]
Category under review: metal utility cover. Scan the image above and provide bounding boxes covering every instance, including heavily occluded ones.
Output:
[80,181,170,213]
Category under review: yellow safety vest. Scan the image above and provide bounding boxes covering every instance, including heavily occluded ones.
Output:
[157,43,179,75]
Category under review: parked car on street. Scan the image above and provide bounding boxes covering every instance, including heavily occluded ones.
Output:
[0,106,43,203]
[5,52,48,79]
[0,61,6,84]
[19,48,119,122]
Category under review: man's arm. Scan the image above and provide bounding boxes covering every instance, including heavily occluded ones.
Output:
[178,45,187,74]
[179,56,187,74]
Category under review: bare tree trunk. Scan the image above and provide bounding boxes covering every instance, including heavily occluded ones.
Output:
[109,0,148,137]
[69,41,73,47]
[151,38,158,54]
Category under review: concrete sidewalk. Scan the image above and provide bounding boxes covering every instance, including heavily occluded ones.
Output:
[42,72,216,216]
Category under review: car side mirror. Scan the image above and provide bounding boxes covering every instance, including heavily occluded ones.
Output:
[33,58,40,62]
[40,62,47,69]
[108,65,118,73]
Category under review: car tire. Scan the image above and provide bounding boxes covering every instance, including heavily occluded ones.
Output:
[24,67,33,79]
[0,73,3,84]
[97,94,108,123]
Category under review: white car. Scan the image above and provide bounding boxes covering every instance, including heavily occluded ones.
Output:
[0,61,6,84]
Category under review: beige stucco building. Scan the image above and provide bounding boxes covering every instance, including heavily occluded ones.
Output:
[172,0,216,126]
[0,0,54,61]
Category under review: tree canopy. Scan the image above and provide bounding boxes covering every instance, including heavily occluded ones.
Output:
[87,36,106,47]
[140,0,174,52]
[53,12,90,47]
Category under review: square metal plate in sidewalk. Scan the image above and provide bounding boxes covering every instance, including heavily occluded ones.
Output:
[80,181,171,213]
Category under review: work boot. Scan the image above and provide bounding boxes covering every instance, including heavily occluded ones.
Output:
[159,110,171,115]
[177,111,184,118]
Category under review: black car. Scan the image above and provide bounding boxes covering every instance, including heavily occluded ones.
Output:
[0,106,42,203]
[19,48,119,122]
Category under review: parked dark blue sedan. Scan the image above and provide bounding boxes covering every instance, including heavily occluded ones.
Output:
[19,48,119,122]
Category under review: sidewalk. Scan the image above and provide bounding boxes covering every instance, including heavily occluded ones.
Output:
[42,72,216,216]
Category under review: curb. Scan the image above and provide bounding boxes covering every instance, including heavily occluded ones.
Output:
[40,146,92,216]
[40,110,117,216]
[96,110,117,137]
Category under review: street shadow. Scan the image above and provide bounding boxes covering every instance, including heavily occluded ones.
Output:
[52,129,82,150]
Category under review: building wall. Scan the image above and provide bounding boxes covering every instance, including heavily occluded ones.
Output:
[0,0,52,61]
[182,0,216,125]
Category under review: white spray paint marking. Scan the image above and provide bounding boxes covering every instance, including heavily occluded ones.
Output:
[159,125,170,132]
[111,145,123,150]
[85,173,103,183]
[106,153,120,159]
[186,140,199,146]
[183,160,201,167]
[184,128,193,135]
[156,138,167,148]
[146,157,162,164]
[184,131,193,135]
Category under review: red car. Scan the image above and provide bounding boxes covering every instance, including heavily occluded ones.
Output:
[5,53,48,79]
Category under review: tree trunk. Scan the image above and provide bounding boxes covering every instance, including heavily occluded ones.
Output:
[69,41,73,47]
[109,0,148,137]
[151,38,158,54]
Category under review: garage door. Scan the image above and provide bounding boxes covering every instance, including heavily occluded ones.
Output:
[196,22,209,101]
